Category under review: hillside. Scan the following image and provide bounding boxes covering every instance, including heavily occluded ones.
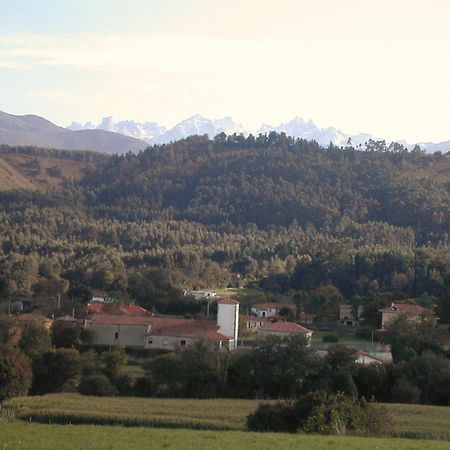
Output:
[0,111,148,154]
[0,145,109,190]
[82,135,450,238]
[0,158,35,190]
[0,135,448,302]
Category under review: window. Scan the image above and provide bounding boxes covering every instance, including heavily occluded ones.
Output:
[114,332,119,339]
[163,339,169,346]
[148,339,153,345]
[180,340,186,346]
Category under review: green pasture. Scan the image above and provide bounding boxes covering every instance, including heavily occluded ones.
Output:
[1,422,449,450]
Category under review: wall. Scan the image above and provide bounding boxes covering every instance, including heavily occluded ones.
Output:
[86,323,147,347]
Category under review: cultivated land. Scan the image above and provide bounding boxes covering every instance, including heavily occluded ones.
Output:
[6,394,450,441]
[1,423,450,450]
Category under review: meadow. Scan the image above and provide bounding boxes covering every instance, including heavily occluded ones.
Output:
[6,394,450,441]
[1,422,450,450]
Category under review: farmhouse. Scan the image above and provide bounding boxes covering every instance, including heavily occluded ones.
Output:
[85,298,240,351]
[251,303,295,319]
[379,302,431,327]
[257,321,313,341]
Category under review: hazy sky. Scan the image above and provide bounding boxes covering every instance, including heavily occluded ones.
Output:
[0,0,449,142]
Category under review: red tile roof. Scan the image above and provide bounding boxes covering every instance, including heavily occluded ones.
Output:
[258,321,312,334]
[86,303,153,316]
[379,303,429,314]
[217,298,239,304]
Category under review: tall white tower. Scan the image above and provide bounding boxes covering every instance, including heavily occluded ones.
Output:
[217,298,239,350]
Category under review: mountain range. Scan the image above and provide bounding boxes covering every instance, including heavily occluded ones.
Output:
[1,109,449,154]
[69,115,450,152]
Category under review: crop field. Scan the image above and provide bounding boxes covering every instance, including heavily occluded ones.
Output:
[6,394,450,441]
[1,423,450,450]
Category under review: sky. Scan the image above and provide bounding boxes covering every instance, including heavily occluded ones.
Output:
[0,0,449,143]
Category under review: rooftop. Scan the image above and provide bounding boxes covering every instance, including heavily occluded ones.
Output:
[258,321,313,334]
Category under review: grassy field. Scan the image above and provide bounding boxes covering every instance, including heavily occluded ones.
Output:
[1,422,450,450]
[6,394,450,441]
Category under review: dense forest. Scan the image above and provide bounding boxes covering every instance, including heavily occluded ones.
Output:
[0,134,449,317]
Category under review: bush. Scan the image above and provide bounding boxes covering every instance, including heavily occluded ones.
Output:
[134,375,154,397]
[322,333,339,343]
[247,392,388,435]
[78,374,116,396]
[115,374,134,396]
[247,401,299,433]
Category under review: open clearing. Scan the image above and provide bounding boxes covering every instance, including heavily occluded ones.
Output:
[1,422,450,450]
[7,394,450,440]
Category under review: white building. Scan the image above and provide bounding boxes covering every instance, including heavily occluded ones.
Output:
[184,290,217,300]
[251,303,295,318]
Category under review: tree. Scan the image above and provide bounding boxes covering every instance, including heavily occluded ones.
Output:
[0,345,32,401]
[31,348,81,394]
[19,321,51,357]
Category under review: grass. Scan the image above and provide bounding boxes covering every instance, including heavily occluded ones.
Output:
[1,422,450,450]
[311,331,370,347]
[6,394,450,441]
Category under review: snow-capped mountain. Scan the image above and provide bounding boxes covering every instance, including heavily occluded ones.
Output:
[67,115,450,153]
[68,117,166,143]
[68,115,244,145]
[258,117,375,147]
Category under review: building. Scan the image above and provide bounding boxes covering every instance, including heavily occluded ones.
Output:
[245,315,268,332]
[184,290,217,300]
[353,351,384,365]
[85,298,240,351]
[379,302,430,328]
[257,321,313,342]
[251,303,295,319]
[338,303,364,327]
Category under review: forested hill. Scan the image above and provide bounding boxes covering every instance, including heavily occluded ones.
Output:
[0,135,449,305]
[82,134,450,242]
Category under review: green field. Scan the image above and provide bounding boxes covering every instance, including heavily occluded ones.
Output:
[1,422,450,450]
[6,394,450,441]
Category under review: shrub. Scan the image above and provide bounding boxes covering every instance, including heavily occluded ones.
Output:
[322,333,339,343]
[134,375,154,397]
[247,392,388,435]
[247,402,299,433]
[78,374,116,396]
[115,374,134,396]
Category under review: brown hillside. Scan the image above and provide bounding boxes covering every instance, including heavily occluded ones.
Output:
[0,147,106,191]
[0,158,36,191]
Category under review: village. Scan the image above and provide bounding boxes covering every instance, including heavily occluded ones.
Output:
[6,288,436,369]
